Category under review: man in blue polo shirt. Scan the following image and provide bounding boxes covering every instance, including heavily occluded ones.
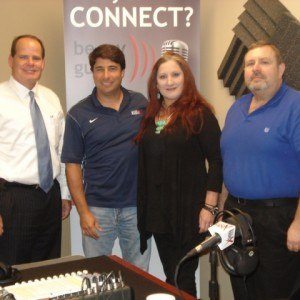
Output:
[221,41,300,300]
[62,44,150,271]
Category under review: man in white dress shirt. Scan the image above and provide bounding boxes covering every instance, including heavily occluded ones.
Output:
[0,35,71,265]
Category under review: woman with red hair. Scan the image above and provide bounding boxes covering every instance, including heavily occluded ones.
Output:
[136,52,222,296]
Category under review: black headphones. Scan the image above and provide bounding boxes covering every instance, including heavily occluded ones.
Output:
[216,208,259,277]
[0,262,21,286]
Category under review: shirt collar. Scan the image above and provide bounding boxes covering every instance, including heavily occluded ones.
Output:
[240,82,287,115]
[9,76,39,100]
[266,82,287,106]
[91,86,129,109]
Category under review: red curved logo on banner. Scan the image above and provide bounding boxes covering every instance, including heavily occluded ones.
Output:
[129,35,139,82]
[129,34,157,82]
[141,41,148,77]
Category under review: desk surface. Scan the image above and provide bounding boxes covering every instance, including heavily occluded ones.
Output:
[16,255,196,300]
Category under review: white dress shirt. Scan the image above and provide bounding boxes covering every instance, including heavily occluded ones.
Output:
[0,76,70,199]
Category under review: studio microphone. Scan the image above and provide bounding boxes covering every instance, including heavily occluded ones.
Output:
[161,40,189,61]
[186,212,252,258]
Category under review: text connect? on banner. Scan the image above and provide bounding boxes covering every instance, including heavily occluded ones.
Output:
[70,6,194,28]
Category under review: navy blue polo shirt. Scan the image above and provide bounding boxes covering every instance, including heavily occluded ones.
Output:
[61,86,147,208]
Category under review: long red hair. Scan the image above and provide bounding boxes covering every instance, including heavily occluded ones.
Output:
[136,52,213,142]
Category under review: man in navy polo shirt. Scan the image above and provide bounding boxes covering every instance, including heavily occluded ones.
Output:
[62,44,150,271]
[221,41,300,299]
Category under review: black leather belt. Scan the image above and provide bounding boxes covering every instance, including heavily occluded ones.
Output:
[229,194,298,207]
[0,178,39,190]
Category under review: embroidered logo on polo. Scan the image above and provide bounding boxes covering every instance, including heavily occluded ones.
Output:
[89,117,98,123]
[264,127,270,133]
[131,109,142,115]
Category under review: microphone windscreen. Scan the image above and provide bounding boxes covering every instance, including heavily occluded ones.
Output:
[161,40,189,61]
[225,210,254,245]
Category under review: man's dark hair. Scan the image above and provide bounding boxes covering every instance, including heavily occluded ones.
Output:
[89,44,126,71]
[11,35,45,58]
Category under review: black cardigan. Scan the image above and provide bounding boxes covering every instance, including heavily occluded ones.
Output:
[137,109,223,253]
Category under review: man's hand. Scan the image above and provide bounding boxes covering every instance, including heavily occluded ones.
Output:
[287,219,300,252]
[80,210,102,239]
[65,163,102,239]
[62,199,72,220]
[0,215,3,236]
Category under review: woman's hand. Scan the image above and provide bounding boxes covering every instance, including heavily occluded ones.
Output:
[199,208,214,233]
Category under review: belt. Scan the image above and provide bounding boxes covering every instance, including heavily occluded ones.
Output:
[229,195,298,207]
[0,178,40,190]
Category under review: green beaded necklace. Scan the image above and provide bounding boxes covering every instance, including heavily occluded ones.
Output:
[155,113,174,134]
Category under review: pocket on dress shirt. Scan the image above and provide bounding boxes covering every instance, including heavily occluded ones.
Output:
[44,112,62,148]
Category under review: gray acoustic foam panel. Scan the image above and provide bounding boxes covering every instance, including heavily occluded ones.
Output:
[218,0,300,99]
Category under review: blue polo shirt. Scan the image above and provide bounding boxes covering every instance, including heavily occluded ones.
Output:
[221,83,300,199]
[61,86,147,208]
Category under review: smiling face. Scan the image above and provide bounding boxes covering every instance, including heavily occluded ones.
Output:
[8,37,45,90]
[156,59,184,106]
[244,45,285,98]
[92,58,124,98]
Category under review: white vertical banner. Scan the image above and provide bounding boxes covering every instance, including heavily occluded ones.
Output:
[63,0,200,294]
[64,0,200,103]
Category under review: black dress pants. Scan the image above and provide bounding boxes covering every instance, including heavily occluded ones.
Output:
[153,233,200,297]
[0,180,62,265]
[225,196,300,300]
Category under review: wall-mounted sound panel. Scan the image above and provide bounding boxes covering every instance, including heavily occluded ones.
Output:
[238,11,269,41]
[236,83,248,99]
[223,44,247,87]
[218,0,300,99]
[244,1,276,34]
[270,12,300,90]
[233,23,256,47]
[218,36,241,79]
[254,0,288,23]
[229,65,244,96]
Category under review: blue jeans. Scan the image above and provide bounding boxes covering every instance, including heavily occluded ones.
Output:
[82,206,151,271]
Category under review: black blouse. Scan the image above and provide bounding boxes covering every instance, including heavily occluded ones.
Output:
[137,109,223,253]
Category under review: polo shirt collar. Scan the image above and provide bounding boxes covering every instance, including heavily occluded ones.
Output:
[91,86,130,110]
[240,82,287,115]
[267,82,287,106]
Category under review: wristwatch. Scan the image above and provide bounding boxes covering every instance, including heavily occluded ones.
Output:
[203,203,219,216]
